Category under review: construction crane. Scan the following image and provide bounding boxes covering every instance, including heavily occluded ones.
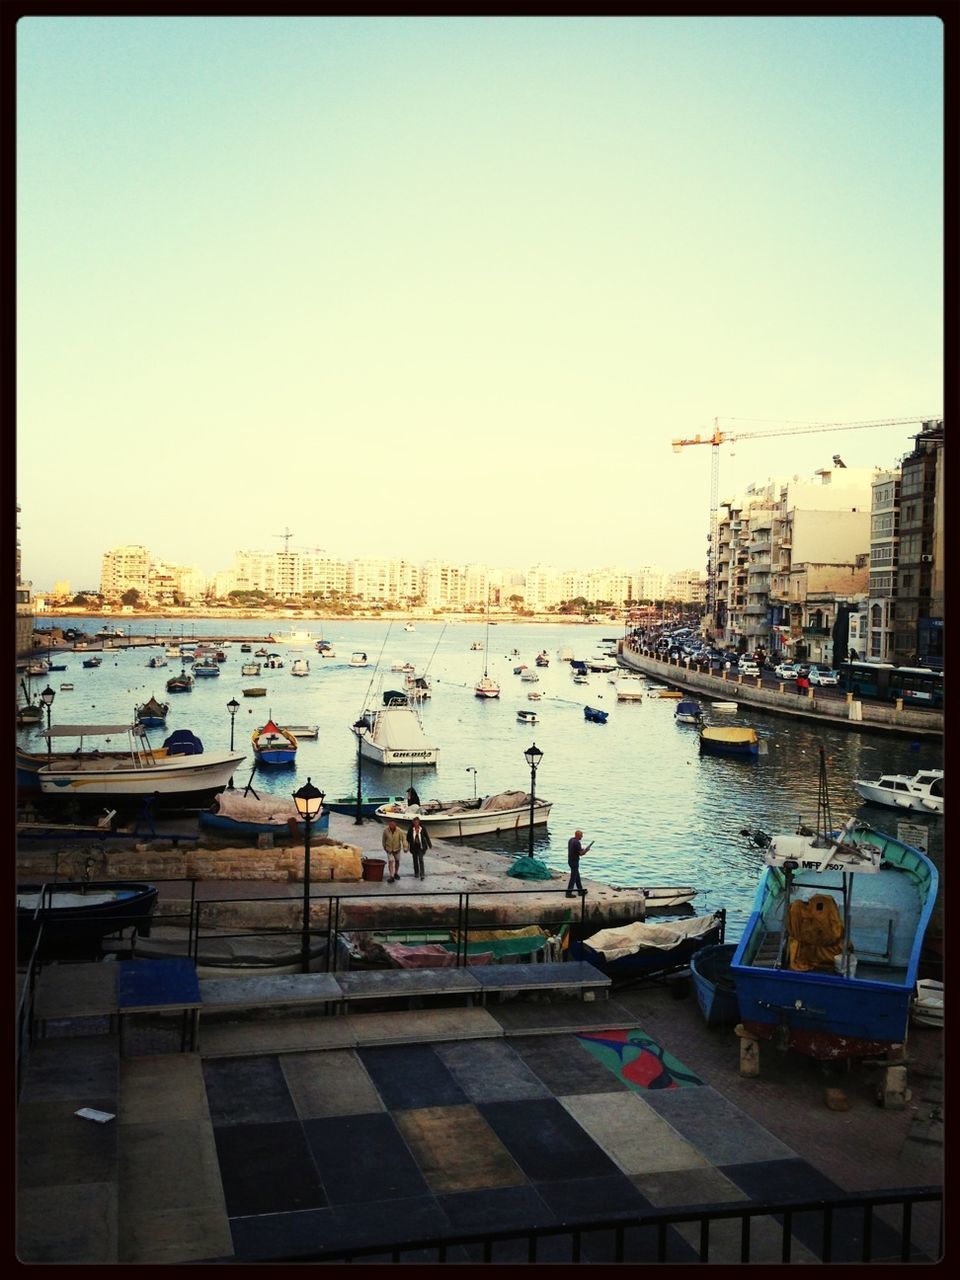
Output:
[671,416,938,623]
[273,527,295,554]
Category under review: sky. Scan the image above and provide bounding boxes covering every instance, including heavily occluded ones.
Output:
[16,16,943,590]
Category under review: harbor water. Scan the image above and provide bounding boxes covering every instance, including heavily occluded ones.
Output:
[22,618,944,939]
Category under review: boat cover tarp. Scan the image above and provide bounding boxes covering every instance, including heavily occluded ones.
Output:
[584,914,720,964]
[786,893,844,972]
[701,727,757,744]
[163,729,204,756]
[369,706,430,748]
[506,855,553,880]
[210,791,300,824]
[676,701,702,715]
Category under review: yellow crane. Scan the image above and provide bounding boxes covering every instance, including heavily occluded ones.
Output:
[671,416,938,621]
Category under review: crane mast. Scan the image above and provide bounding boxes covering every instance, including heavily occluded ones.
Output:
[671,416,940,634]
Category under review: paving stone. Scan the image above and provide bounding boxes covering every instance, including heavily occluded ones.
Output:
[394,1104,526,1194]
[302,1111,429,1204]
[559,1091,711,1176]
[281,1048,385,1118]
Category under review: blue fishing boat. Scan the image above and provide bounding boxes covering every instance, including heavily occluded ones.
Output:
[193,657,220,678]
[252,719,298,767]
[135,695,169,728]
[199,790,328,840]
[325,795,396,818]
[690,943,741,1028]
[730,751,939,1061]
[583,706,608,724]
[18,879,158,963]
[82,656,102,669]
[166,669,194,693]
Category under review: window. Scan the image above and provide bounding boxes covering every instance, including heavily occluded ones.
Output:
[871,604,882,626]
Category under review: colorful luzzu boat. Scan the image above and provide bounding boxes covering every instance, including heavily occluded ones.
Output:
[252,719,298,767]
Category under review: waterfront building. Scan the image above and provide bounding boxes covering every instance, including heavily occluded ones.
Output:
[100,544,150,597]
[892,419,944,667]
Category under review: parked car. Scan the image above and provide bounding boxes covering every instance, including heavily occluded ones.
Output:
[774,662,800,680]
[739,661,761,677]
[808,666,840,686]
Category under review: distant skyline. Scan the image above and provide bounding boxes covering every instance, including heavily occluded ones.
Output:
[17,16,943,587]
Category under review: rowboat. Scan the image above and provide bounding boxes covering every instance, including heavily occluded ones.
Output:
[583,706,608,724]
[700,726,759,757]
[199,789,328,840]
[251,720,297,767]
[375,789,551,839]
[18,880,159,963]
[569,912,726,986]
[690,943,741,1028]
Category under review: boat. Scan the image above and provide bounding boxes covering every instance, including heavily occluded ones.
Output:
[165,645,182,658]
[404,673,431,700]
[59,683,73,691]
[263,656,285,669]
[853,769,943,815]
[710,701,739,713]
[82,657,102,669]
[353,693,439,767]
[910,979,943,1028]
[674,699,704,725]
[198,789,328,840]
[700,726,759,757]
[583,706,608,724]
[291,658,310,677]
[586,656,617,673]
[254,647,269,657]
[17,702,43,726]
[350,652,369,667]
[268,628,314,645]
[520,668,539,682]
[240,644,252,653]
[315,640,336,657]
[470,641,483,651]
[730,748,940,1061]
[147,655,168,669]
[654,689,684,699]
[558,646,574,662]
[573,673,590,685]
[375,789,552,839]
[475,603,500,698]
[251,719,298,766]
[96,625,125,639]
[569,912,726,986]
[535,651,550,667]
[517,709,538,725]
[135,695,169,728]
[193,657,220,677]
[27,660,50,676]
[166,669,194,693]
[570,660,589,677]
[29,724,244,806]
[241,661,261,676]
[18,880,159,963]
[616,682,644,702]
[243,687,267,697]
[513,665,527,675]
[281,721,320,742]
[325,795,397,818]
[46,663,67,672]
[403,622,416,632]
[527,691,542,701]
[690,943,741,1028]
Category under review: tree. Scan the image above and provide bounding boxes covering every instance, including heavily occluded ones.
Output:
[508,593,524,611]
[120,588,140,606]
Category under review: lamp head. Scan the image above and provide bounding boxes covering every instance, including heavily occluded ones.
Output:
[227,697,240,716]
[293,777,326,819]
[523,742,543,770]
[40,685,56,708]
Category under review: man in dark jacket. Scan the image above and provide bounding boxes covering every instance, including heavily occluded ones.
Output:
[566,829,593,897]
[408,816,432,880]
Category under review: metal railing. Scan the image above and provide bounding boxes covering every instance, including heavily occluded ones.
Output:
[254,1186,942,1264]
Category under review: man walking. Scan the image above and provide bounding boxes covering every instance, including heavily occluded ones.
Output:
[408,816,432,880]
[381,819,407,883]
[566,829,593,897]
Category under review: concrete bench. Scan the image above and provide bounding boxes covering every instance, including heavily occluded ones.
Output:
[471,961,611,1004]
[335,968,482,1014]
[195,973,344,1049]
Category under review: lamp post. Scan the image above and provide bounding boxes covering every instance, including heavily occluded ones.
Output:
[523,742,543,857]
[352,721,366,824]
[465,766,477,799]
[293,778,326,973]
[227,698,239,750]
[40,685,55,763]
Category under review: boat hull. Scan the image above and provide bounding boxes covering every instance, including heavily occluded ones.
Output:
[36,752,245,802]
[570,918,723,985]
[325,796,394,818]
[374,799,551,839]
[198,810,329,838]
[853,781,943,814]
[18,880,159,962]
[359,740,439,766]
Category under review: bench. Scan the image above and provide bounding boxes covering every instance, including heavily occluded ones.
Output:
[470,961,611,1004]
[334,968,481,1014]
[195,973,344,1048]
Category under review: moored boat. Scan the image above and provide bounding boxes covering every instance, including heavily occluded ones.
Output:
[135,695,169,728]
[353,693,439,767]
[252,719,298,767]
[243,687,267,697]
[18,880,159,962]
[569,912,726,986]
[674,699,704,725]
[280,724,318,739]
[147,655,168,669]
[375,789,552,839]
[291,658,310,677]
[166,669,194,693]
[241,662,261,676]
[517,709,538,725]
[583,705,608,724]
[82,657,102,669]
[199,789,328,840]
[325,794,397,818]
[690,943,741,1028]
[853,769,943,815]
[349,651,369,667]
[193,657,220,677]
[700,726,759,757]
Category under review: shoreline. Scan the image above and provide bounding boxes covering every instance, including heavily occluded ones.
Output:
[34,609,623,627]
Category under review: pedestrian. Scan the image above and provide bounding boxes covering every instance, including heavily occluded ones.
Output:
[408,815,432,880]
[566,829,594,898]
[406,785,421,808]
[381,819,407,883]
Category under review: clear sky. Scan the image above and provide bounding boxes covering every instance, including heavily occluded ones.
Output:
[17,16,943,590]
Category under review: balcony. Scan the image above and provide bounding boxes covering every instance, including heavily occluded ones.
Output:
[803,626,832,636]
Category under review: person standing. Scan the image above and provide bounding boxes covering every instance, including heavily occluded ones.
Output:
[408,816,432,880]
[381,819,407,883]
[406,786,421,808]
[566,829,594,897]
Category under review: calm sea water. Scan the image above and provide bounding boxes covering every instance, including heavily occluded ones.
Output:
[23,617,944,938]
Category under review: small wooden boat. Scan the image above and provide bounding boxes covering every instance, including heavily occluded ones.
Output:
[82,657,102,669]
[59,683,74,691]
[135,695,169,728]
[583,706,608,724]
[690,943,741,1027]
[243,687,267,697]
[654,688,683,699]
[240,644,253,653]
[18,879,159,963]
[241,662,261,676]
[280,724,318,739]
[710,701,739,713]
[199,790,328,841]
[193,657,220,678]
[535,651,550,667]
[325,795,396,818]
[252,719,298,766]
[375,790,552,839]
[700,726,759,757]
[569,912,725,986]
[166,669,194,693]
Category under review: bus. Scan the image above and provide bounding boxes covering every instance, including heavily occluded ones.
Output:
[837,661,944,709]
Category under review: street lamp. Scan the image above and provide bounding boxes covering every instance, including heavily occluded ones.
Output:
[293,778,326,973]
[40,685,55,762]
[523,742,543,857]
[465,766,477,799]
[227,698,240,750]
[352,720,367,824]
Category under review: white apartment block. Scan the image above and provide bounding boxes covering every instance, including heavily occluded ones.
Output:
[348,557,420,604]
[100,545,150,597]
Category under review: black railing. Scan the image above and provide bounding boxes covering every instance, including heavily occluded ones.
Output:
[254,1186,942,1264]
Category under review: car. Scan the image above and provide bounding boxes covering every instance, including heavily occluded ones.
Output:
[739,661,761,677]
[774,662,800,680]
[808,666,840,686]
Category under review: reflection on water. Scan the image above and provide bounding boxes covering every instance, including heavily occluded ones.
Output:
[23,617,943,938]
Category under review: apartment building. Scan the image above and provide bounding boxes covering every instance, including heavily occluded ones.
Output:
[891,419,944,666]
[100,544,151,597]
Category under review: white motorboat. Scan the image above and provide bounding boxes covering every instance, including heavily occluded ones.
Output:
[911,979,943,1028]
[853,769,943,815]
[520,668,539,683]
[404,673,431,700]
[291,658,310,677]
[241,662,261,676]
[375,789,552,839]
[403,622,416,632]
[353,695,439,767]
[517,709,538,725]
[32,723,244,804]
[349,652,369,667]
[586,656,617,673]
